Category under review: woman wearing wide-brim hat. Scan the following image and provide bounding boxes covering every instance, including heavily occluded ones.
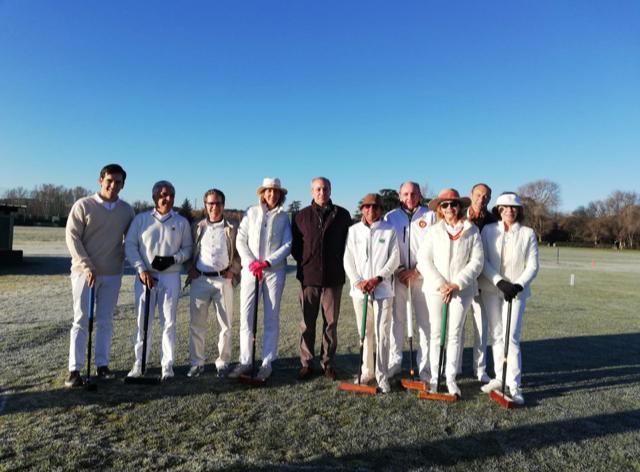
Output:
[416,188,484,396]
[229,178,292,381]
[478,192,538,405]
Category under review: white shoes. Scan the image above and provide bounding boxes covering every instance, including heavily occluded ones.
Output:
[127,364,142,378]
[378,380,391,394]
[228,363,252,379]
[161,365,174,381]
[446,380,461,397]
[478,372,491,384]
[358,372,375,385]
[187,365,205,378]
[481,378,502,394]
[256,364,272,381]
[510,387,525,405]
[429,379,438,393]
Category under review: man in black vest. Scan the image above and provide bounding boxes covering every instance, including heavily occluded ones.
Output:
[292,177,351,380]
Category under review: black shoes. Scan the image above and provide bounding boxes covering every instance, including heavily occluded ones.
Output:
[97,366,115,379]
[65,370,84,388]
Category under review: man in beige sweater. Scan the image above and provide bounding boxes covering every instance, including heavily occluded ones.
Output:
[65,164,134,388]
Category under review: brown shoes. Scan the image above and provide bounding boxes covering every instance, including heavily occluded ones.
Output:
[298,366,313,381]
[323,366,336,381]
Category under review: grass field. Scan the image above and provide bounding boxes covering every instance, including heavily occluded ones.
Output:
[1,227,639,471]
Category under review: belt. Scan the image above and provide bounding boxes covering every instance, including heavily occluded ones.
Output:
[197,267,229,277]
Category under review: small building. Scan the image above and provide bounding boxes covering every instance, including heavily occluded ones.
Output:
[0,204,24,264]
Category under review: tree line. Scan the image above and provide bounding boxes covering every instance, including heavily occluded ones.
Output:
[2,180,639,248]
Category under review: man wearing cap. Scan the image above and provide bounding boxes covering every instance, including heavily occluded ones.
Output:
[292,177,351,381]
[343,193,400,393]
[458,183,498,383]
[185,188,241,378]
[125,180,193,381]
[384,181,436,381]
[229,177,292,381]
[65,164,134,387]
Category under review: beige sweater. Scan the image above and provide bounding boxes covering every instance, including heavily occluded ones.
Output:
[66,195,135,275]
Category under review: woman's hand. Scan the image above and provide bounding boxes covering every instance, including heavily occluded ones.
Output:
[439,282,460,304]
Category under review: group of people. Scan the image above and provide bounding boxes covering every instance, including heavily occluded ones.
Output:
[64,164,538,405]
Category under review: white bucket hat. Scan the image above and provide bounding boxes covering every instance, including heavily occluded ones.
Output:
[256,177,288,196]
[493,192,523,211]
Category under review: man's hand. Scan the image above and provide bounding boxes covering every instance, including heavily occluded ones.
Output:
[224,270,235,280]
[357,277,381,294]
[186,267,200,285]
[398,268,418,286]
[139,270,156,289]
[439,282,459,304]
[86,271,96,288]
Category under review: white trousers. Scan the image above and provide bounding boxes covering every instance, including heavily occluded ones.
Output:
[481,291,527,389]
[68,273,122,371]
[132,273,181,369]
[426,294,472,382]
[457,294,489,376]
[389,278,430,378]
[238,269,286,367]
[351,296,392,386]
[189,275,234,369]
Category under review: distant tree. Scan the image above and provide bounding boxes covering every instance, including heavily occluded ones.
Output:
[177,198,194,223]
[518,179,561,241]
[132,200,153,214]
[287,200,301,215]
[379,189,400,213]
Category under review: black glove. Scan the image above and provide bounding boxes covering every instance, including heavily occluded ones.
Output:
[497,279,517,301]
[152,256,175,271]
[513,284,523,294]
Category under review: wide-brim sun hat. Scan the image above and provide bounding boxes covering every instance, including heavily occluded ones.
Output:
[256,177,288,196]
[427,188,471,211]
[492,192,523,213]
[359,193,383,209]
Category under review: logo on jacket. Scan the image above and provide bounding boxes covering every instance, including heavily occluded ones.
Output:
[419,220,427,228]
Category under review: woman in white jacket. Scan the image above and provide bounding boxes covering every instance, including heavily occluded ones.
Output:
[479,192,538,405]
[229,178,292,381]
[416,188,484,396]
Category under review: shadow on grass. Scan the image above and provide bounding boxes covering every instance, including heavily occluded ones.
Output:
[2,333,639,416]
[220,409,640,470]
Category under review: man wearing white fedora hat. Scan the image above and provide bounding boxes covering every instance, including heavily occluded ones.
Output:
[229,177,292,381]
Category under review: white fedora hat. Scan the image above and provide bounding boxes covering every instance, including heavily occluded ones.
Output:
[256,177,288,196]
[493,192,523,211]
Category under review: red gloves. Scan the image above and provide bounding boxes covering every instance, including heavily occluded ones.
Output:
[249,260,269,280]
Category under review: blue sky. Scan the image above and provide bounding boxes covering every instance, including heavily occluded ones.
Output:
[1,1,638,214]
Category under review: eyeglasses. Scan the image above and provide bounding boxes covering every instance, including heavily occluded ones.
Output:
[362,204,381,210]
[205,201,224,206]
[440,201,460,209]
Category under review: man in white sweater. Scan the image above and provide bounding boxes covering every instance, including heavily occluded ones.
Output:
[125,180,193,381]
[65,164,134,388]
[344,193,400,393]
[384,181,436,381]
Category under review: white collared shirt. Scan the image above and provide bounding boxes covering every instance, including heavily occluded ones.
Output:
[93,193,118,210]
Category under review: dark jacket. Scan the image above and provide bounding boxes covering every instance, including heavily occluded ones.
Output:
[292,200,351,287]
[467,208,498,233]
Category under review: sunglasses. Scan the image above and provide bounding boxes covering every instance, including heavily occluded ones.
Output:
[440,201,460,209]
[362,204,381,210]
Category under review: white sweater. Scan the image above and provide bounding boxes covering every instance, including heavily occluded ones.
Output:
[125,210,193,274]
[416,219,484,298]
[479,221,539,300]
[343,219,400,300]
